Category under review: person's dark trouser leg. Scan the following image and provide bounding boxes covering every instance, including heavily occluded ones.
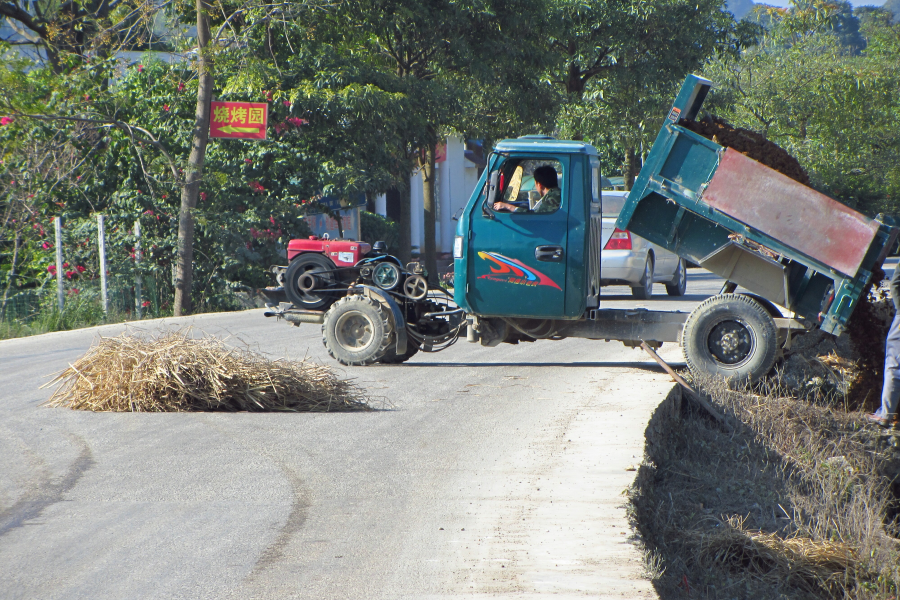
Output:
[878,314,900,420]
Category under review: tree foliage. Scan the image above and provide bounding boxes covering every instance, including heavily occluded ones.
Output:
[703,0,900,214]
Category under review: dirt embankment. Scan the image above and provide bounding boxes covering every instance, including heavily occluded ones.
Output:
[679,116,810,186]
[777,272,894,417]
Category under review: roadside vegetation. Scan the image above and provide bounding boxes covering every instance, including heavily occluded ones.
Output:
[631,377,899,598]
[3,0,896,340]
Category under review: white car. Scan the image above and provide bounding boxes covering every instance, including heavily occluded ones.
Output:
[600,191,687,299]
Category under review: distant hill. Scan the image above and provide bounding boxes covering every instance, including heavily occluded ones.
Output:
[727,0,756,20]
[884,0,900,21]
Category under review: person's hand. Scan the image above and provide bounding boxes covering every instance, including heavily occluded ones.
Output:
[493,201,517,212]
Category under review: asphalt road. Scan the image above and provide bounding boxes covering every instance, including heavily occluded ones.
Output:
[0,272,723,600]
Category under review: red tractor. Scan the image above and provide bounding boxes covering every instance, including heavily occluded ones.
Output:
[266,235,462,364]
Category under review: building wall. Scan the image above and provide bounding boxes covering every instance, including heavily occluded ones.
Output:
[375,135,482,254]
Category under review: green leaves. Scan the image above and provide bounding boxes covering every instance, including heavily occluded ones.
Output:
[702,0,900,215]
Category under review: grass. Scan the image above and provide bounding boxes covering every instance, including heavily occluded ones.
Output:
[0,293,137,340]
[629,376,900,599]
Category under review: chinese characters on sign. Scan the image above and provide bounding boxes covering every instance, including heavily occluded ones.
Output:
[209,101,268,139]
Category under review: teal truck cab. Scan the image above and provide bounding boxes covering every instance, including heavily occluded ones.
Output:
[267,75,897,382]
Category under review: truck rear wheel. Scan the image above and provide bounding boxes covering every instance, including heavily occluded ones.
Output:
[322,295,394,366]
[682,293,777,383]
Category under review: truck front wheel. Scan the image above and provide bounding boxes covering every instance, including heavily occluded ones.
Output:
[682,293,777,383]
[322,295,394,366]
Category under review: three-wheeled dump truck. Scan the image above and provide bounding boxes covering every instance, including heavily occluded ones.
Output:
[265,75,897,381]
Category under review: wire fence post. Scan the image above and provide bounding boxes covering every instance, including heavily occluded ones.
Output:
[134,220,142,319]
[97,214,108,314]
[55,216,64,312]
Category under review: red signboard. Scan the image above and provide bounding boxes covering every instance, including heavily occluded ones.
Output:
[209,101,268,140]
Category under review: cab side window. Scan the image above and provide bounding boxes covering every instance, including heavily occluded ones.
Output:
[497,159,562,214]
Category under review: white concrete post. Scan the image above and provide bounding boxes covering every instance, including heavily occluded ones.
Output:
[134,220,142,318]
[97,215,108,314]
[54,217,64,312]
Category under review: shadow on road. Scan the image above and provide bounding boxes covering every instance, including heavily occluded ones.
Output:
[402,361,679,372]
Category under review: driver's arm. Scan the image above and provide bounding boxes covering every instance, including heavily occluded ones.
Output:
[492,201,525,212]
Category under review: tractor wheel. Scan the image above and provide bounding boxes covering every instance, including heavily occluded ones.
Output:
[285,253,336,310]
[682,293,777,383]
[378,342,420,364]
[322,295,393,366]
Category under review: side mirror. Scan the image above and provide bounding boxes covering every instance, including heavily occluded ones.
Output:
[482,170,500,219]
[452,208,463,222]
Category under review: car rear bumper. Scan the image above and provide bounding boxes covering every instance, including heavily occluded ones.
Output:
[600,250,647,285]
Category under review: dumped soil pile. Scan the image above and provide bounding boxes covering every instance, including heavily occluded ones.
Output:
[44,330,372,412]
[779,272,894,415]
[679,116,810,186]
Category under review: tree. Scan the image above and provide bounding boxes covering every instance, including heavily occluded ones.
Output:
[297,0,555,279]
[547,0,755,187]
[702,0,900,214]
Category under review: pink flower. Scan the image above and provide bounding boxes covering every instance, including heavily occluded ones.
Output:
[42,242,50,249]
[274,123,286,134]
[163,104,170,112]
[283,100,290,107]
[178,82,185,92]
[199,192,207,201]
[265,91,273,101]
[142,300,151,308]
[83,94,90,102]
[144,209,154,215]
[0,116,12,126]
[249,181,265,192]
[269,216,276,225]
[244,158,252,164]
[137,64,143,72]
[76,265,86,273]
[48,265,57,274]
[286,117,308,127]
[63,262,69,268]
[65,270,74,279]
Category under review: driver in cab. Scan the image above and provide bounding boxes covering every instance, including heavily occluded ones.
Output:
[493,165,561,214]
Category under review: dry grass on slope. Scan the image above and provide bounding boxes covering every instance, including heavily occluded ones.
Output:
[631,380,900,599]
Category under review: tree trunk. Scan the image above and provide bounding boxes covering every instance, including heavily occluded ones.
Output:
[421,145,437,282]
[398,177,411,265]
[173,0,213,316]
[623,146,637,191]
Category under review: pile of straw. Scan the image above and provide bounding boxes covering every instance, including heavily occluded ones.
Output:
[43,330,371,412]
[692,516,859,594]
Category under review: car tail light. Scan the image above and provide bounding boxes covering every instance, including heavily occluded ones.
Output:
[604,228,632,250]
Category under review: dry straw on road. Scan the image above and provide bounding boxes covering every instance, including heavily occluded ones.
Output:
[43,330,371,412]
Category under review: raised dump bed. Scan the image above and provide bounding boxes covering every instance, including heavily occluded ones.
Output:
[617,75,897,335]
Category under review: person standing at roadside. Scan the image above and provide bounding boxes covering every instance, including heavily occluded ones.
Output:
[868,263,900,427]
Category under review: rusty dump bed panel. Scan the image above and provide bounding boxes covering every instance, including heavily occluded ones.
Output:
[703,150,879,277]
